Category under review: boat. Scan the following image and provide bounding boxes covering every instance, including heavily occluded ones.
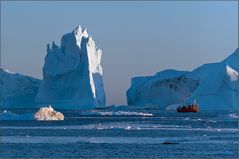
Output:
[177,100,199,113]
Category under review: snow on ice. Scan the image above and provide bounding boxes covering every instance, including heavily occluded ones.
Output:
[35,25,106,109]
[127,49,238,111]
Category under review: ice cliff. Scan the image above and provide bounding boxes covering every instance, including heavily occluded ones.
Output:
[127,49,238,111]
[0,69,40,108]
[35,25,106,109]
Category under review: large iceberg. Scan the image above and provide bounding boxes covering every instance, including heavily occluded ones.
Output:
[35,25,106,109]
[0,69,40,108]
[127,49,238,111]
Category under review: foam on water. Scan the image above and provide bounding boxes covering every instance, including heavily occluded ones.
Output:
[1,123,237,132]
[217,113,239,121]
[80,111,153,116]
[228,113,238,119]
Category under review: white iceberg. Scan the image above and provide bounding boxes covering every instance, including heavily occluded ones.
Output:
[34,106,64,121]
[127,49,238,111]
[35,25,106,109]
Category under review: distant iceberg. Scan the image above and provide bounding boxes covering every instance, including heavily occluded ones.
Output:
[127,49,238,111]
[0,69,40,108]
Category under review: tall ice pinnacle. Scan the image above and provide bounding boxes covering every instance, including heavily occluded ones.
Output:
[35,25,106,109]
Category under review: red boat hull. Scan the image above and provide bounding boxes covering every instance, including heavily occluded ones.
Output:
[177,105,199,113]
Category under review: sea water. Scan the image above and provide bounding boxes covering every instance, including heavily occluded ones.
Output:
[0,109,238,158]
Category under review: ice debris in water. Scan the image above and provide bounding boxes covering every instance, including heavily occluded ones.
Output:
[34,105,64,121]
[81,111,153,116]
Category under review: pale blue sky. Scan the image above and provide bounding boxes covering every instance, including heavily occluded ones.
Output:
[1,1,238,105]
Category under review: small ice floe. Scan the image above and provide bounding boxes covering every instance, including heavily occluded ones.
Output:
[34,105,64,121]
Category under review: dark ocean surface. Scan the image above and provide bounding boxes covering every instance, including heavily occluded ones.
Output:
[0,109,238,158]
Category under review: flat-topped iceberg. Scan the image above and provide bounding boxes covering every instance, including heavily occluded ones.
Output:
[34,106,64,121]
[35,25,106,109]
[127,49,238,111]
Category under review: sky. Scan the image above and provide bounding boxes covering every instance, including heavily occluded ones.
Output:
[1,1,238,105]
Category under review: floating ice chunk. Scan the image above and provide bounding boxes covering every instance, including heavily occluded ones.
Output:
[34,105,64,121]
[81,110,153,116]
